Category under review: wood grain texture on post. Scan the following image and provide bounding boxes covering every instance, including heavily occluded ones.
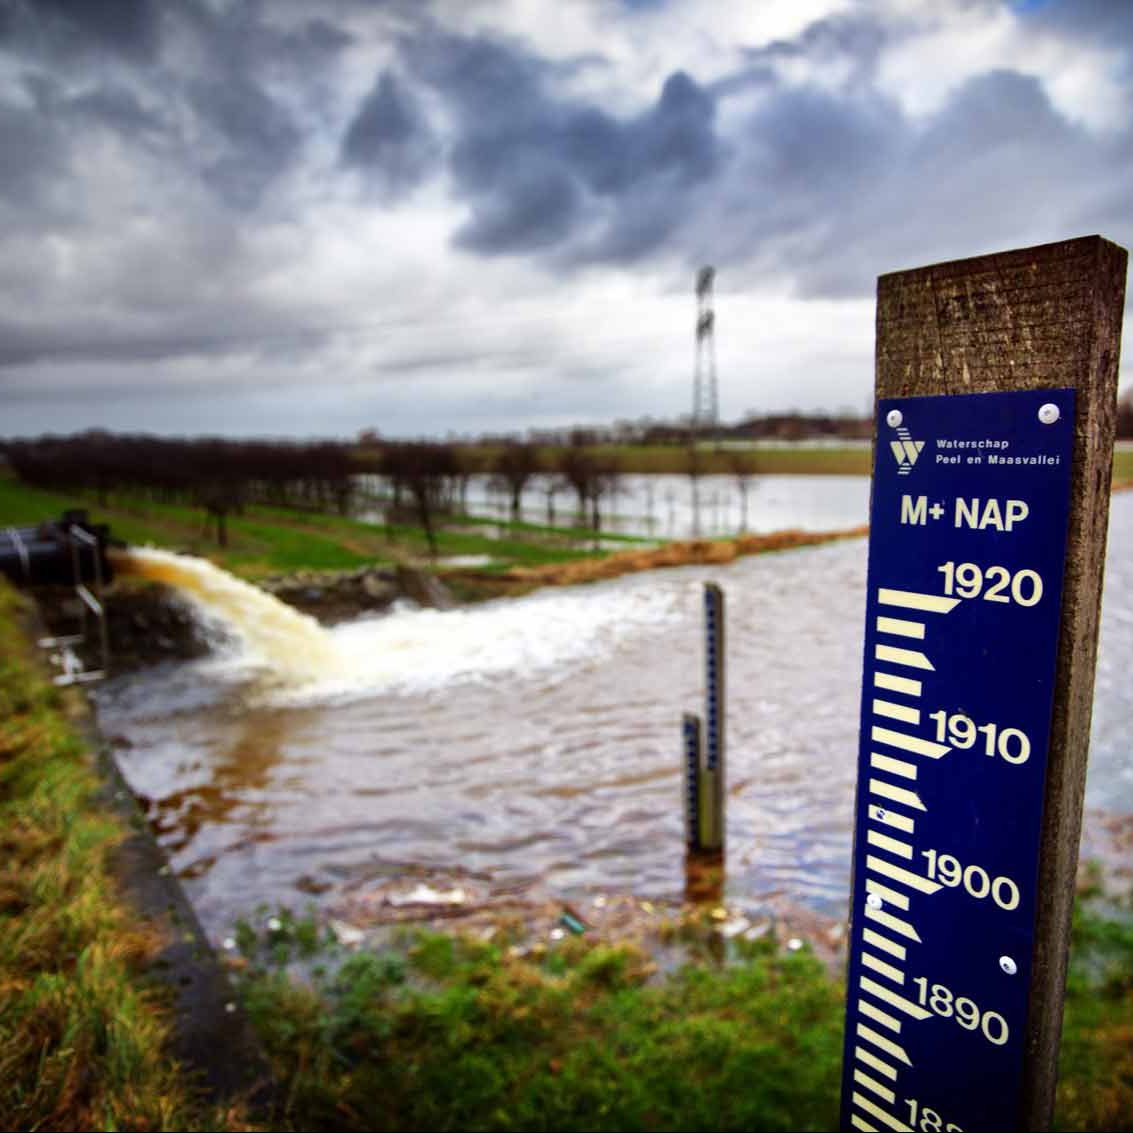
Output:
[875,235,1127,1129]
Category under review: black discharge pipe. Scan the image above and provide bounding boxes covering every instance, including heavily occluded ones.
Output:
[0,510,118,587]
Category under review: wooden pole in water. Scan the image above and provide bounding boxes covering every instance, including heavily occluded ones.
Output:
[871,235,1127,1129]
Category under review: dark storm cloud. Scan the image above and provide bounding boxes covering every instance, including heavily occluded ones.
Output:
[402,29,723,260]
[0,97,64,204]
[0,0,162,61]
[702,64,1130,298]
[186,74,302,207]
[340,70,437,194]
[1016,0,1133,44]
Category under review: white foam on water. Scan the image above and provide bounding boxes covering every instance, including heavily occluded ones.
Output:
[116,546,687,706]
[272,579,686,705]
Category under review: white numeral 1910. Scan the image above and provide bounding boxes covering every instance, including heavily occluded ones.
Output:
[929,711,1031,764]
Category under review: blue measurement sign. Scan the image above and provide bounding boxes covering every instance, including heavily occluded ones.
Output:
[840,388,1076,1133]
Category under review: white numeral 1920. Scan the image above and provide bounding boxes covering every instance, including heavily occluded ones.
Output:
[937,561,1043,606]
[912,978,1009,1045]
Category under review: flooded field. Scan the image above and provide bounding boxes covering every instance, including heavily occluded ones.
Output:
[96,492,1133,943]
[361,472,871,540]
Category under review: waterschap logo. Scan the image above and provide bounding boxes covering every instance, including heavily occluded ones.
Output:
[889,427,924,476]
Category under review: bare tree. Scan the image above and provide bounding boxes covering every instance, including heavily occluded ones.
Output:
[493,441,540,522]
[686,444,703,537]
[382,442,456,558]
[729,451,756,532]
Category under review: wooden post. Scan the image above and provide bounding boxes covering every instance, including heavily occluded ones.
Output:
[875,235,1127,1128]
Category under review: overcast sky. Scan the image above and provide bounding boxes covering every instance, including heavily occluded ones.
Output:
[0,0,1130,439]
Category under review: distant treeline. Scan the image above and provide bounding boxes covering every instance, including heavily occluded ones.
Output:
[362,411,874,449]
[1,431,625,553]
[4,433,355,545]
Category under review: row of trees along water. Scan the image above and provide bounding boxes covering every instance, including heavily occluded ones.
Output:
[2,432,631,553]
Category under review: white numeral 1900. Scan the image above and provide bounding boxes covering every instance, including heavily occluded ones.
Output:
[921,850,1020,911]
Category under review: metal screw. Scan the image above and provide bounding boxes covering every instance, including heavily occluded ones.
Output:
[875,807,886,819]
[886,409,903,428]
[866,892,883,910]
[1038,403,1060,425]
[999,955,1017,975]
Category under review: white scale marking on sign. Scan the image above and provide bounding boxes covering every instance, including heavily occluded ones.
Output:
[855,1045,898,1082]
[869,754,918,780]
[856,1023,912,1065]
[872,699,921,725]
[874,644,934,671]
[868,778,926,810]
[863,928,907,961]
[854,1068,897,1104]
[866,830,915,860]
[871,725,950,759]
[850,1114,879,1132]
[862,951,906,984]
[864,904,922,941]
[852,1091,913,1132]
[877,588,961,615]
[858,998,901,1033]
[866,878,910,911]
[876,616,925,640]
[860,976,933,1021]
[867,855,943,895]
[873,671,923,697]
[869,804,915,833]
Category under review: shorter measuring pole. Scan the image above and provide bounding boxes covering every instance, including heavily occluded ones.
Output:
[682,713,702,852]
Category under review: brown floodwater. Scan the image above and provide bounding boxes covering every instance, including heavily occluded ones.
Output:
[96,494,1133,943]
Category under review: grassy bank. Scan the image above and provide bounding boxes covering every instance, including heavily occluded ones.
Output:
[236,917,845,1132]
[0,578,233,1130]
[228,883,1133,1132]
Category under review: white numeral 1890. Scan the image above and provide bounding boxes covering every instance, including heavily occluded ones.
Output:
[912,978,1009,1045]
[905,1098,962,1132]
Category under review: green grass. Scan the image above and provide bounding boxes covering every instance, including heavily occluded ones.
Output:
[1054,877,1133,1130]
[0,579,237,1130]
[355,443,873,477]
[1114,447,1133,482]
[0,473,619,581]
[226,878,1133,1133]
[235,921,843,1132]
